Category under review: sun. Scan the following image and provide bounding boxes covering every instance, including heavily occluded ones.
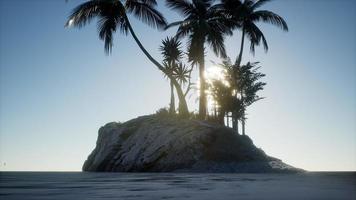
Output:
[199,65,229,114]
[205,66,227,84]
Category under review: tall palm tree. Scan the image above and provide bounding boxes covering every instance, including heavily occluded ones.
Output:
[66,0,189,116]
[220,0,288,66]
[160,37,184,114]
[165,0,232,119]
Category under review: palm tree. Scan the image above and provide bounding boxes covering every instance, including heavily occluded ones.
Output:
[206,65,243,126]
[208,78,231,125]
[218,58,241,133]
[238,62,266,135]
[219,0,288,66]
[66,0,189,116]
[165,0,232,119]
[174,62,194,109]
[160,37,184,114]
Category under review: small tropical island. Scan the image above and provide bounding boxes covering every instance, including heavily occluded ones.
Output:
[66,0,301,173]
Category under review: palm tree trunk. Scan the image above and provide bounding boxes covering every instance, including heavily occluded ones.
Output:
[236,120,239,134]
[125,16,189,117]
[214,101,217,118]
[242,112,245,135]
[169,80,175,114]
[232,115,239,134]
[198,43,207,119]
[236,28,245,66]
[241,93,246,135]
[232,116,236,130]
[218,108,225,125]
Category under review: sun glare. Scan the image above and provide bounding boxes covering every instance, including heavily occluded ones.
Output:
[67,19,74,27]
[205,66,227,84]
[199,65,229,114]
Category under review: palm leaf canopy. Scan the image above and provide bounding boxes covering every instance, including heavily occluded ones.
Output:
[219,0,288,53]
[173,62,192,84]
[239,62,266,105]
[66,0,167,54]
[160,36,184,64]
[165,0,233,63]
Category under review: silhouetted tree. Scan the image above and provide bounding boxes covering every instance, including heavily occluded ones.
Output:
[237,62,266,135]
[208,79,232,125]
[217,58,241,133]
[174,62,194,97]
[208,59,265,135]
[165,0,232,119]
[66,0,190,116]
[205,63,243,126]
[219,0,288,66]
[160,37,194,115]
[160,37,184,114]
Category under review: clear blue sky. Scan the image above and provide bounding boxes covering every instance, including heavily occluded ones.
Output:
[0,0,355,171]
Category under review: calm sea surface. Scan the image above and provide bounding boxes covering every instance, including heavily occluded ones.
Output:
[0,172,355,200]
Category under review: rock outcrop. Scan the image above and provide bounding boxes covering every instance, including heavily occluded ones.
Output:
[83,115,302,172]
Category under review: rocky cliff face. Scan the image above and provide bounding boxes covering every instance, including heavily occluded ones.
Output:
[83,115,301,172]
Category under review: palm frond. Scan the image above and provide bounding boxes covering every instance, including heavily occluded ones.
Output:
[173,62,191,84]
[244,0,255,8]
[244,22,268,53]
[251,0,272,10]
[66,0,114,28]
[97,14,120,54]
[125,0,167,29]
[66,0,127,54]
[134,0,158,6]
[206,27,227,58]
[165,0,194,16]
[175,20,195,39]
[165,20,184,30]
[160,36,183,63]
[251,10,288,31]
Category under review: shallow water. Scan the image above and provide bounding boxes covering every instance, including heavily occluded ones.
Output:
[0,172,355,200]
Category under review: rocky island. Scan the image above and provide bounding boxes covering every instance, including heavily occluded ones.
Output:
[83,114,302,173]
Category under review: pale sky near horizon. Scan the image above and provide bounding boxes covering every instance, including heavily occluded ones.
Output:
[0,0,355,171]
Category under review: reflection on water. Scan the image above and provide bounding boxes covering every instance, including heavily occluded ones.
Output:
[0,172,355,200]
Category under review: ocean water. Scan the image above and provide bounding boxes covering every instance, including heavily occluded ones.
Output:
[0,172,355,200]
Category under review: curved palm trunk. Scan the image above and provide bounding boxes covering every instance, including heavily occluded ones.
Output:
[235,28,245,66]
[125,17,189,117]
[169,80,175,114]
[198,43,207,119]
